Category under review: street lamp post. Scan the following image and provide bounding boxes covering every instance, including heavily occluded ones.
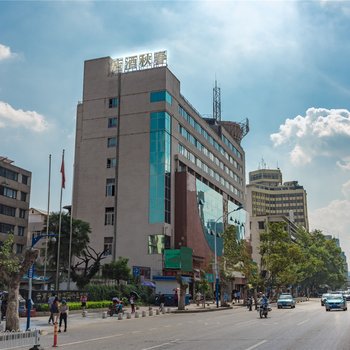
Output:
[212,205,243,308]
[26,233,57,331]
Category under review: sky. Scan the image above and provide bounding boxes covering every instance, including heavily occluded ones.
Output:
[0,1,350,260]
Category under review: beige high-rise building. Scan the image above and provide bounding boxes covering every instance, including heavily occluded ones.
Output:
[72,53,248,280]
[0,156,31,253]
[247,168,309,230]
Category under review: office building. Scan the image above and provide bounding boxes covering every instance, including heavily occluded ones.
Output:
[0,156,31,253]
[72,52,247,280]
[247,168,309,230]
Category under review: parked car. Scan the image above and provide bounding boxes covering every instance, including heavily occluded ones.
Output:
[324,294,347,311]
[343,292,350,301]
[321,293,331,306]
[277,294,296,309]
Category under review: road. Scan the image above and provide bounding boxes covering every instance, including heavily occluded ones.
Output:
[19,299,350,349]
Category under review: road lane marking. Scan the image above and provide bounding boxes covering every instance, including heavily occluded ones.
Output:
[132,330,143,334]
[141,339,180,350]
[59,333,124,347]
[245,340,267,350]
[297,319,309,326]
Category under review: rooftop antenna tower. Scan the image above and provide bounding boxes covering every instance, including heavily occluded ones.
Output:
[213,79,221,122]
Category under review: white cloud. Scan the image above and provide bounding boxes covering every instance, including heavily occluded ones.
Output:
[0,101,48,132]
[270,108,350,165]
[0,43,14,61]
[342,180,350,200]
[309,197,350,257]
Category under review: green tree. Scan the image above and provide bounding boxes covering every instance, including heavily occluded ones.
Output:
[70,246,107,289]
[296,228,346,292]
[259,222,303,292]
[47,212,90,270]
[102,257,131,285]
[0,235,38,331]
[222,225,263,290]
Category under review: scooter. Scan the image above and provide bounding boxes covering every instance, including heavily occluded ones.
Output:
[108,301,123,316]
[258,304,269,318]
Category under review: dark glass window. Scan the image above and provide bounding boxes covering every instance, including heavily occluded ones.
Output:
[108,98,118,108]
[105,207,114,225]
[0,204,16,217]
[0,222,15,234]
[16,244,23,254]
[18,226,25,236]
[108,117,117,128]
[0,186,17,199]
[20,191,27,202]
[150,90,172,105]
[106,178,115,196]
[0,166,18,181]
[22,175,28,185]
[104,237,113,255]
[19,209,26,219]
[107,158,117,168]
[107,137,116,148]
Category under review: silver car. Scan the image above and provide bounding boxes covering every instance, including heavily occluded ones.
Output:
[325,294,347,311]
[277,294,296,309]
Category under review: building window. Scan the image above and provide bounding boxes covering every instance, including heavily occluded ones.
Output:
[150,90,172,105]
[108,117,117,128]
[0,166,18,181]
[20,191,27,202]
[149,111,171,224]
[258,221,265,230]
[0,204,16,217]
[16,244,23,254]
[104,237,113,255]
[0,186,17,199]
[107,158,117,168]
[107,137,117,147]
[108,97,118,108]
[22,175,28,185]
[17,226,25,236]
[106,178,115,196]
[132,266,151,280]
[19,209,26,219]
[0,222,15,234]
[105,207,114,225]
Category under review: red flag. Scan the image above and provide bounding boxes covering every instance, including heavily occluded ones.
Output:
[60,155,65,189]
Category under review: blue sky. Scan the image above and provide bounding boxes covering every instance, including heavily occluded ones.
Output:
[1,1,350,258]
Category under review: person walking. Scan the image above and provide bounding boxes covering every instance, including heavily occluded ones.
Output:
[58,299,69,333]
[50,297,60,325]
[159,294,166,311]
[80,294,88,316]
[129,295,135,314]
[48,293,56,325]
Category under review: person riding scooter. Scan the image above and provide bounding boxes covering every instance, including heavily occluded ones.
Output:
[258,294,269,318]
[109,297,123,316]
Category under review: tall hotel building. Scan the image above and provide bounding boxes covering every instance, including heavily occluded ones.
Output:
[72,53,247,279]
[0,156,31,253]
[246,168,309,230]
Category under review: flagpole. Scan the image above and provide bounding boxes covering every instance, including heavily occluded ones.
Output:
[43,154,51,285]
[55,149,65,294]
[67,200,73,290]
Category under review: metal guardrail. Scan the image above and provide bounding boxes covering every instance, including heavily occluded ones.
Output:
[0,329,40,350]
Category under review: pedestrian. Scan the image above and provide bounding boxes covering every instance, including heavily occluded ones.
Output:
[50,297,59,324]
[80,294,88,316]
[174,290,178,307]
[159,294,166,311]
[236,290,241,303]
[48,293,56,325]
[58,299,69,333]
[129,295,135,313]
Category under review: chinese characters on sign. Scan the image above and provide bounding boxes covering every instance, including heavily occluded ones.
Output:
[109,50,167,75]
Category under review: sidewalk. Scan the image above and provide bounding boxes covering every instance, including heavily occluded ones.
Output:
[15,301,242,334]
